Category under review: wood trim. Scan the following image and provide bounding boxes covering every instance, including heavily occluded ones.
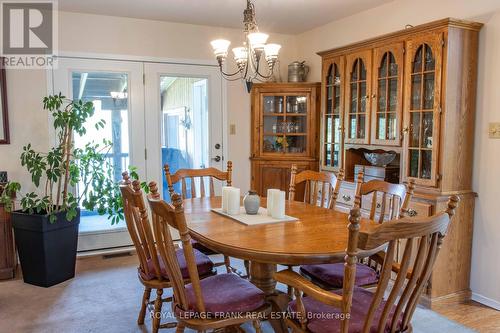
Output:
[317,18,482,58]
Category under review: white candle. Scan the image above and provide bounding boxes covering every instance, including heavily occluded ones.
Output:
[267,189,280,216]
[227,187,241,215]
[271,190,286,219]
[221,186,233,213]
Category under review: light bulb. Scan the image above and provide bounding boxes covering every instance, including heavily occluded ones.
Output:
[264,43,281,59]
[210,39,231,58]
[248,32,269,50]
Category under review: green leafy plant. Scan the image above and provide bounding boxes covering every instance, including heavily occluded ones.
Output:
[15,93,133,224]
[0,182,21,212]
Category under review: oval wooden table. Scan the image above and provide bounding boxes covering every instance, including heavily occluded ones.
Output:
[183,196,379,333]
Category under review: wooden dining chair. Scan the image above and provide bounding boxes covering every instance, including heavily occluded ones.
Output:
[164,161,244,276]
[289,164,345,209]
[146,183,272,333]
[119,172,216,333]
[275,195,460,333]
[300,171,415,290]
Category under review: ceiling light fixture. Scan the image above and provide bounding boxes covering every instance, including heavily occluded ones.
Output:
[210,0,281,92]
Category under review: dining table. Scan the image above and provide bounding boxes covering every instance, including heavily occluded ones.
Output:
[183,196,379,333]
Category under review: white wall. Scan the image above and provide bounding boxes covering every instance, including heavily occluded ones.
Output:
[0,11,298,195]
[295,0,500,308]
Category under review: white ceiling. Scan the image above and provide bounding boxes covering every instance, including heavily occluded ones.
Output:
[58,0,394,34]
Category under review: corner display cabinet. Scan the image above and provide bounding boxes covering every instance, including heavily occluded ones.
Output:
[250,82,320,196]
[318,18,482,308]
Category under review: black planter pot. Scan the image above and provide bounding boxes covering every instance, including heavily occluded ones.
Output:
[12,209,80,287]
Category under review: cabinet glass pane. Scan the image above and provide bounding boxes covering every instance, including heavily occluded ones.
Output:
[327,86,333,113]
[358,115,366,139]
[333,144,340,166]
[349,115,357,139]
[377,113,386,140]
[286,96,307,114]
[334,115,341,142]
[350,83,358,113]
[352,60,358,81]
[288,136,306,154]
[379,53,387,77]
[421,150,432,179]
[411,75,422,110]
[263,115,284,134]
[421,112,433,148]
[423,73,435,109]
[412,46,423,73]
[389,53,398,76]
[409,149,419,177]
[264,96,284,113]
[424,44,435,71]
[334,86,341,114]
[360,60,367,80]
[360,82,367,112]
[325,115,333,142]
[388,78,397,111]
[378,79,386,112]
[324,144,332,166]
[410,112,420,147]
[263,135,280,152]
[387,113,397,140]
[287,115,306,134]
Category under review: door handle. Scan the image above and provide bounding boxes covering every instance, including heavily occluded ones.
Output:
[212,155,221,162]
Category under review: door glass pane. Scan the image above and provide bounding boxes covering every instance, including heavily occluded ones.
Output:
[358,115,366,139]
[388,78,397,111]
[286,96,307,114]
[421,150,432,179]
[325,115,333,142]
[359,82,367,113]
[72,71,130,231]
[350,83,358,113]
[421,112,434,148]
[160,76,209,199]
[324,144,332,166]
[411,75,422,110]
[378,79,386,112]
[333,115,341,142]
[349,115,357,139]
[410,113,420,147]
[377,113,386,140]
[389,53,398,76]
[424,44,435,71]
[412,46,423,73]
[423,73,435,109]
[327,86,333,113]
[409,149,419,177]
[264,96,284,113]
[264,115,284,134]
[387,113,397,140]
[379,53,387,77]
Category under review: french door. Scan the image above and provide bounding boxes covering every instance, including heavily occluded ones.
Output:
[52,57,224,252]
[144,63,224,202]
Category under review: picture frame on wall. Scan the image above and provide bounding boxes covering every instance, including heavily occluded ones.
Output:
[0,58,9,144]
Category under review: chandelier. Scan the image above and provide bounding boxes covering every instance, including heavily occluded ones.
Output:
[210,0,281,92]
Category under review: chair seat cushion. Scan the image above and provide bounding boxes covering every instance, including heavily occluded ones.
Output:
[289,287,402,333]
[300,263,378,288]
[140,248,214,281]
[185,273,266,314]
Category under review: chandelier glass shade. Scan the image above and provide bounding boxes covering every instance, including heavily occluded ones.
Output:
[210,0,281,91]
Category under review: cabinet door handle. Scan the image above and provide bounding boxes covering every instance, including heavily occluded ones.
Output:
[342,194,352,202]
[376,203,381,208]
[407,208,418,217]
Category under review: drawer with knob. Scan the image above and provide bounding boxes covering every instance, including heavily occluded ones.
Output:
[405,201,433,218]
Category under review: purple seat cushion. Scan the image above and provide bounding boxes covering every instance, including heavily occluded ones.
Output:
[140,248,214,281]
[185,273,266,314]
[289,287,402,333]
[300,263,378,288]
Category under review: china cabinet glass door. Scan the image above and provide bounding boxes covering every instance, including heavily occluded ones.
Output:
[345,51,371,144]
[404,34,442,186]
[261,93,309,156]
[322,58,343,170]
[372,44,403,146]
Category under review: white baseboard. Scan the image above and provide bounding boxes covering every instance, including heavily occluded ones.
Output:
[471,292,500,311]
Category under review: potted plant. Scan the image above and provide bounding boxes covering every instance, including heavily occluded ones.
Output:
[10,94,126,287]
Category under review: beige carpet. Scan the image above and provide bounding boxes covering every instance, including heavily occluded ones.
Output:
[0,253,474,333]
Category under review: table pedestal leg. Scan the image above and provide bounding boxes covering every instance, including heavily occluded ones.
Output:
[249,262,288,333]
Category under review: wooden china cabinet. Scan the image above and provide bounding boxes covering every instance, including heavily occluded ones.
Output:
[318,18,482,307]
[250,82,320,196]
